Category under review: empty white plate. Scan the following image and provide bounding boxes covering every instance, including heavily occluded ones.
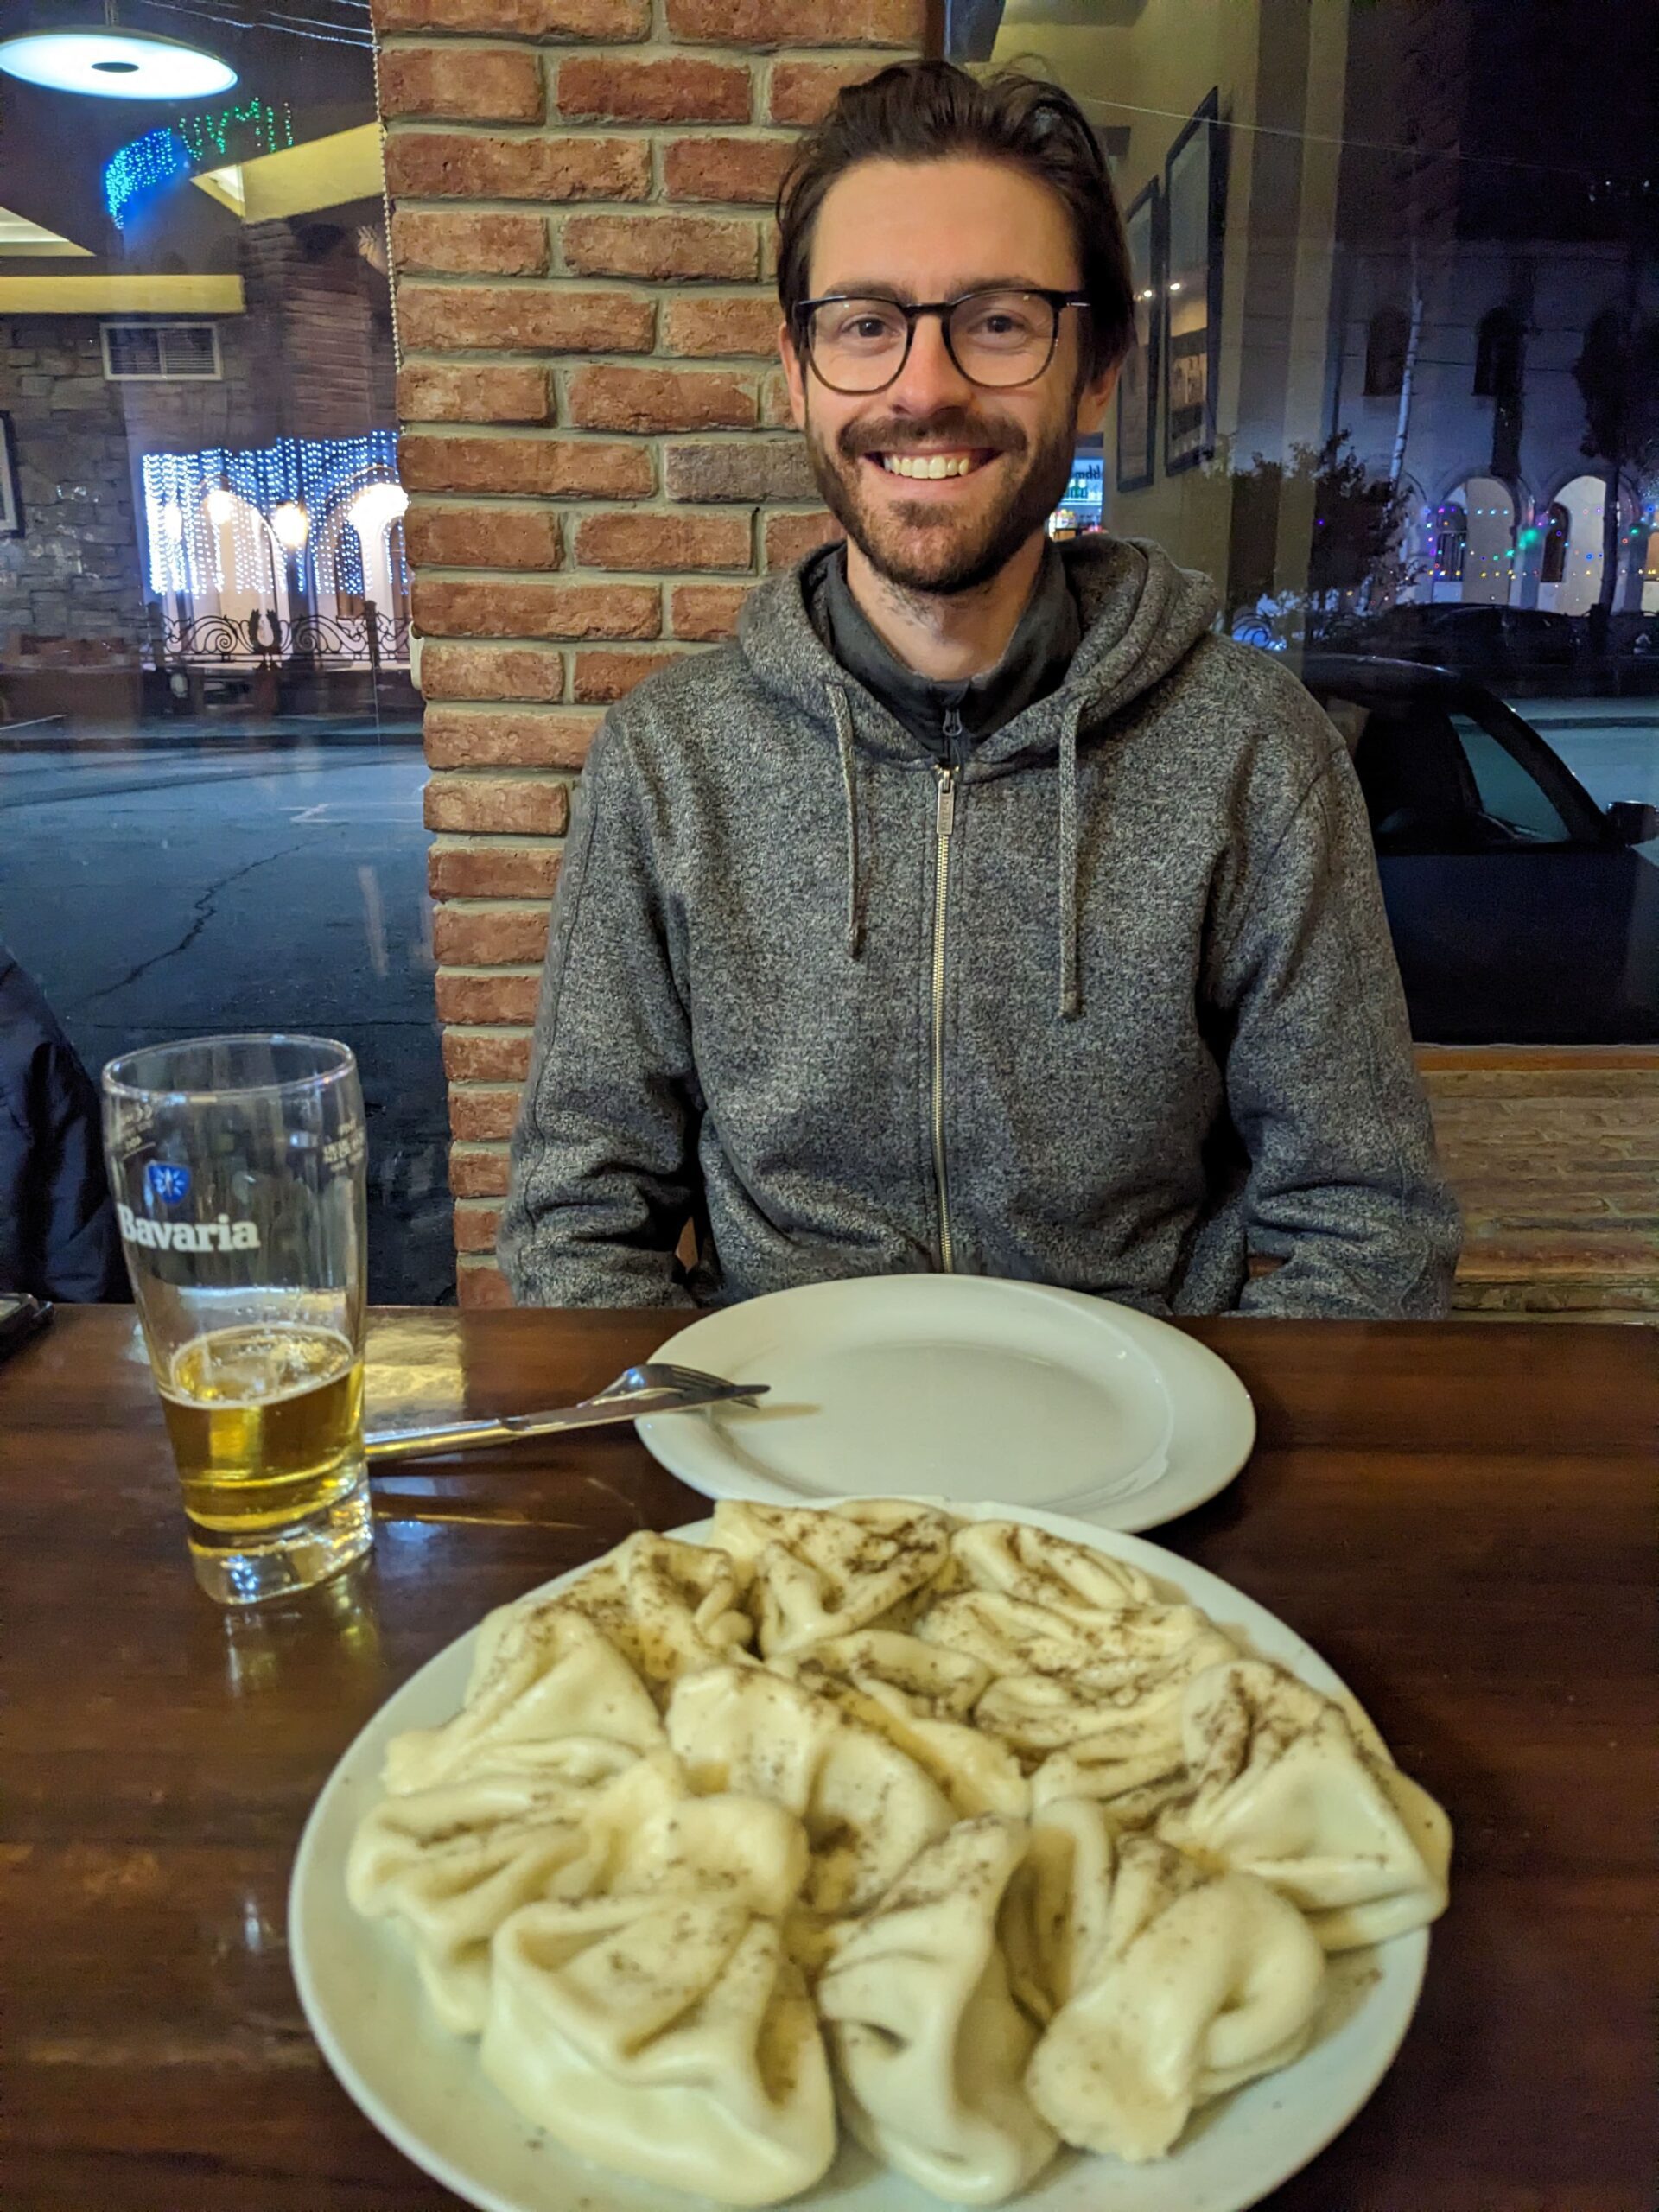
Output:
[638,1276,1255,1530]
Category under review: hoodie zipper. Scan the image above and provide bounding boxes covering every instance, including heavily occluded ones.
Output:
[931,740,960,1274]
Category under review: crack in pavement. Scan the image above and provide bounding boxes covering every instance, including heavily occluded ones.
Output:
[75,841,312,1009]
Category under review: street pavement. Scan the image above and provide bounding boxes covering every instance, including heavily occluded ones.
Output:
[0,721,455,1305]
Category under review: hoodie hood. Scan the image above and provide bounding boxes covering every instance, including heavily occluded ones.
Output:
[736,532,1221,772]
[735,533,1222,1015]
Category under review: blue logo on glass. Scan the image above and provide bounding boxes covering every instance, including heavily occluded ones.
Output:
[146,1162,192,1205]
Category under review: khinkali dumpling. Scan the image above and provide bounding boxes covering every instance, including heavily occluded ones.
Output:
[710,1499,954,1656]
[778,1629,1028,1817]
[817,1815,1058,2205]
[558,1529,755,1696]
[482,1890,836,2206]
[998,1795,1117,2026]
[384,1605,664,1794]
[346,1748,670,2033]
[1025,1833,1326,2163]
[947,1521,1158,1614]
[1156,1659,1452,1949]
[665,1663,955,1923]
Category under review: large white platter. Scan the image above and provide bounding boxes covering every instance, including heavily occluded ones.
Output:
[290,1498,1429,2212]
[638,1277,1255,1530]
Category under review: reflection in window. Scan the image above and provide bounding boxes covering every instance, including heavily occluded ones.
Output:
[1431,506,1467,584]
[1540,501,1569,585]
[1363,308,1410,397]
[1473,307,1522,399]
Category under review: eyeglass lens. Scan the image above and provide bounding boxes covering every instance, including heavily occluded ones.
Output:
[807,290,1059,391]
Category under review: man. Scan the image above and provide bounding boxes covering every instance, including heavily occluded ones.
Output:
[500,61,1460,1318]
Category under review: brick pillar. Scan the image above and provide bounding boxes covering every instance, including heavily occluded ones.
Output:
[374,0,927,1305]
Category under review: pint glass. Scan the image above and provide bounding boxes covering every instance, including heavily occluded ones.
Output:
[101,1034,372,1605]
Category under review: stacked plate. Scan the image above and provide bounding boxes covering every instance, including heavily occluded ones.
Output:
[638,1276,1256,1532]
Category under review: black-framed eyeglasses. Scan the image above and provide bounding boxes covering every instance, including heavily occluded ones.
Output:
[793,286,1091,394]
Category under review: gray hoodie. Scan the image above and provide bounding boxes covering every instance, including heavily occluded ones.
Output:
[500,533,1460,1317]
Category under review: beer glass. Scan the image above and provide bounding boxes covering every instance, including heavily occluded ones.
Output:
[101,1034,372,1606]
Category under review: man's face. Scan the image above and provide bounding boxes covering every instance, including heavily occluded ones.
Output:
[780,156,1117,597]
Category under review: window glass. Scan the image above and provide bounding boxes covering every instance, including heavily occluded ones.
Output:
[1449,711,1574,842]
[964,0,1659,1043]
[0,6,450,1300]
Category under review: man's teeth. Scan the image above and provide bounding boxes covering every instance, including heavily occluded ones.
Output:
[879,452,985,479]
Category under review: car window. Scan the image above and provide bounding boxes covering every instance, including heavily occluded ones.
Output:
[1319,697,1370,758]
[1448,713,1573,844]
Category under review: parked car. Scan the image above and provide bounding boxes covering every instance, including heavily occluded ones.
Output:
[1318,605,1582,684]
[1299,655,1659,1042]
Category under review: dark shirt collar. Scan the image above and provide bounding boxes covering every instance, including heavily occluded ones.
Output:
[810,537,1082,765]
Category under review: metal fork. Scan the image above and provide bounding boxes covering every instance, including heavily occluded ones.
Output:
[362,1361,767,1465]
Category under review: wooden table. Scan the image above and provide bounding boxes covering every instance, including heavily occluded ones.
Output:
[3,1306,1655,2211]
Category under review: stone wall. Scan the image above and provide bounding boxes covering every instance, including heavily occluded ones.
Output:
[372,0,929,1302]
[1,306,300,668]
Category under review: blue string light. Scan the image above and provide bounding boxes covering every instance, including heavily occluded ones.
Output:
[105,128,193,229]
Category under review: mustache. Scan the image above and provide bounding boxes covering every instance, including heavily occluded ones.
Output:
[840,410,1023,460]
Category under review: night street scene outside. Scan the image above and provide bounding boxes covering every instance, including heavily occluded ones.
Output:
[3,0,1656,1303]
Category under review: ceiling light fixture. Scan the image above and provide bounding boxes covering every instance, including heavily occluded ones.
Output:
[0,6,237,101]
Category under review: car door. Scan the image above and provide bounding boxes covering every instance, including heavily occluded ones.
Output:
[1312,677,1659,1042]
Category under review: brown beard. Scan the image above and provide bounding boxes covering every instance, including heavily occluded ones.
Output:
[802,395,1081,598]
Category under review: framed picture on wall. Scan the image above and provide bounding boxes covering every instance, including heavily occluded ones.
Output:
[1115,180,1160,493]
[1162,89,1224,475]
[0,414,21,537]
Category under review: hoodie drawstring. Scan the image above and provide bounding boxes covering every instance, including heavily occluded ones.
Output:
[830,685,865,961]
[1058,701,1084,1019]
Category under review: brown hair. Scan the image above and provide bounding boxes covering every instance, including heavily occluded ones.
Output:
[775,60,1134,380]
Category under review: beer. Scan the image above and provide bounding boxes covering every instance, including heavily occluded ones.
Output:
[161,1323,365,1534]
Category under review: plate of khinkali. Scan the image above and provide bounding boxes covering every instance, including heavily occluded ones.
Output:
[290,1497,1451,2212]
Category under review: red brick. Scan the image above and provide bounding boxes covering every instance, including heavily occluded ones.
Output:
[430,845,563,899]
[663,136,795,207]
[457,1259,513,1307]
[449,1085,524,1141]
[556,54,749,123]
[671,582,754,640]
[442,1028,534,1081]
[398,285,653,355]
[437,969,543,1021]
[379,45,543,121]
[401,434,652,498]
[759,366,794,426]
[405,501,563,570]
[561,213,758,282]
[663,294,780,359]
[415,576,661,639]
[767,58,879,124]
[385,133,649,204]
[764,507,843,567]
[453,1201,504,1252]
[664,437,816,502]
[760,220,779,280]
[573,649,696,702]
[565,365,753,434]
[425,774,571,836]
[421,643,566,702]
[434,906,550,965]
[425,708,601,768]
[575,509,751,572]
[664,0,923,38]
[397,363,552,424]
[450,1145,512,1198]
[392,209,549,277]
[373,0,646,30]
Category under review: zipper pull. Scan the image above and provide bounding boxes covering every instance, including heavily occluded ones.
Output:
[936,769,957,839]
